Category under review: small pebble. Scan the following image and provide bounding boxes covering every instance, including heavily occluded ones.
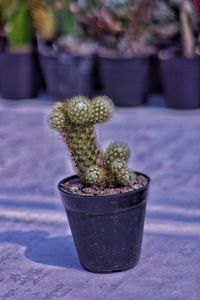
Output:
[68,184,80,193]
[132,184,141,190]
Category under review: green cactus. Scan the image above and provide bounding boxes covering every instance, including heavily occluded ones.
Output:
[115,167,135,186]
[67,96,92,125]
[104,142,130,166]
[5,0,34,49]
[91,96,114,124]
[49,95,135,188]
[85,165,106,186]
[50,0,79,38]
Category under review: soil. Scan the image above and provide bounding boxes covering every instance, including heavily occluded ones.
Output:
[60,174,148,196]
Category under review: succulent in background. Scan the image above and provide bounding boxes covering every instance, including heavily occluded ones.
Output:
[180,0,197,58]
[80,6,124,49]
[0,0,14,48]
[2,0,34,50]
[193,0,200,16]
[102,0,129,8]
[150,0,199,57]
[150,0,179,49]
[80,0,156,56]
[49,0,79,38]
[118,0,157,56]
[29,0,82,52]
[28,0,56,41]
[49,96,135,187]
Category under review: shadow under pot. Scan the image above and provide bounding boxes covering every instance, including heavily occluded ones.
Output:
[58,172,150,273]
[39,52,94,100]
[1,51,38,99]
[97,56,149,106]
[160,57,200,109]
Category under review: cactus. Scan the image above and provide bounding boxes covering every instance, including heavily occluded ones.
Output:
[49,96,135,187]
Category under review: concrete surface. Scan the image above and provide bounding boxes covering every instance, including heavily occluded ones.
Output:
[0,97,200,300]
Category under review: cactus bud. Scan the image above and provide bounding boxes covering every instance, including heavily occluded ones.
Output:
[68,96,92,125]
[49,103,66,131]
[85,166,106,186]
[91,96,114,124]
[105,142,130,165]
[110,159,126,173]
[116,168,136,186]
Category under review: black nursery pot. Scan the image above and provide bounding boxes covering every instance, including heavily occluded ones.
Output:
[39,52,94,99]
[160,57,200,109]
[0,52,3,93]
[58,172,150,273]
[1,51,38,99]
[98,56,149,106]
[149,56,162,94]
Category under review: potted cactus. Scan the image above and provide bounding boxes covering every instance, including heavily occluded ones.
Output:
[158,0,200,109]
[81,0,156,106]
[49,95,150,273]
[29,0,96,99]
[0,0,39,99]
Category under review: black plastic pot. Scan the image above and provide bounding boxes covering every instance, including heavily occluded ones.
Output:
[0,51,38,99]
[149,56,162,94]
[98,56,149,106]
[160,57,200,109]
[58,172,150,273]
[39,52,94,99]
[0,52,3,93]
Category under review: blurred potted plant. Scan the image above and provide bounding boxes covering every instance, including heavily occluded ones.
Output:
[158,0,200,109]
[148,0,180,94]
[81,0,156,106]
[0,0,38,99]
[49,95,150,273]
[29,0,96,99]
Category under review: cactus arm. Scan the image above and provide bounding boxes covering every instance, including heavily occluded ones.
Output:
[106,145,135,186]
[49,99,105,184]
[91,96,114,124]
[104,142,130,166]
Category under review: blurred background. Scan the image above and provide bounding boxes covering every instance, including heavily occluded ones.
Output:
[0,0,200,108]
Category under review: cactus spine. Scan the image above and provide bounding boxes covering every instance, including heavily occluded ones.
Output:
[49,96,135,187]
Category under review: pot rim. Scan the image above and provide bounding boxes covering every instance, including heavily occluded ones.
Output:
[58,171,150,200]
[98,54,149,61]
[38,49,95,59]
[160,56,200,62]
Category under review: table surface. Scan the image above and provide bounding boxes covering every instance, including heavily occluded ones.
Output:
[0,97,200,300]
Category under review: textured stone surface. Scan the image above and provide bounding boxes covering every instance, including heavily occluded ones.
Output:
[0,98,200,300]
